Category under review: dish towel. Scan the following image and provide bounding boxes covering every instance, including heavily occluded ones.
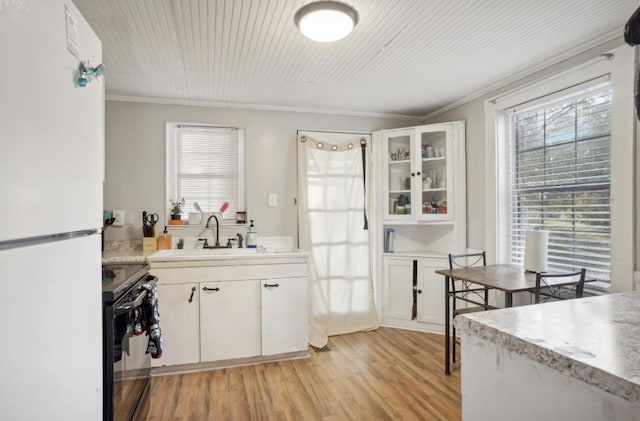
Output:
[141,277,163,359]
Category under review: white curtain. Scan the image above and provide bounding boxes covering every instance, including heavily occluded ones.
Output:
[297,130,379,348]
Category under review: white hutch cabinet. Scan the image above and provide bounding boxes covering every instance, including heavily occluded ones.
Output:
[373,121,466,333]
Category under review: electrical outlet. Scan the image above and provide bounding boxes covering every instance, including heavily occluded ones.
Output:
[268,193,278,207]
[112,210,125,226]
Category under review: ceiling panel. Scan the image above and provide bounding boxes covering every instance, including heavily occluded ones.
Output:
[75,0,639,117]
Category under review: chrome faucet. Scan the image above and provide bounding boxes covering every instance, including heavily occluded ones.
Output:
[205,214,221,247]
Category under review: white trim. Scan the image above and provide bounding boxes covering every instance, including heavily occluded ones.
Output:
[484,44,635,292]
[165,122,177,224]
[296,128,371,135]
[607,46,635,293]
[484,101,496,262]
[502,74,611,114]
[106,95,423,122]
[490,57,616,110]
[423,30,624,121]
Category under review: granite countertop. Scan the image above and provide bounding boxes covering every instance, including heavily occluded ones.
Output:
[454,291,640,403]
[102,250,150,264]
[103,238,307,265]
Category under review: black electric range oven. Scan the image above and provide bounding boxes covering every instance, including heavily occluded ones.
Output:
[102,263,156,421]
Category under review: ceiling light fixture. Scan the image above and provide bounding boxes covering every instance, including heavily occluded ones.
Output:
[294,1,359,43]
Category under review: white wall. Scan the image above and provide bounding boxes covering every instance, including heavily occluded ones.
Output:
[103,101,415,243]
[425,37,637,292]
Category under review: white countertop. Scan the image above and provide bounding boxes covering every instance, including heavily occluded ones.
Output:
[103,248,308,267]
[383,250,449,259]
[454,292,640,403]
[146,248,305,261]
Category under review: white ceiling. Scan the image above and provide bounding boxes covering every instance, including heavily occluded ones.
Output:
[74,0,639,118]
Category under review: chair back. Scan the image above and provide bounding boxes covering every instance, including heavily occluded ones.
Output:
[448,252,486,269]
[534,268,586,304]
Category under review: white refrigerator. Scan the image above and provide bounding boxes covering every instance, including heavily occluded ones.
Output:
[0,1,104,420]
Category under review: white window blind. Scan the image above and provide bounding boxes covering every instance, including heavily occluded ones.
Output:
[509,85,612,281]
[173,125,244,220]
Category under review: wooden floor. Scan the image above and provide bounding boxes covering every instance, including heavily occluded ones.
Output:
[145,327,461,420]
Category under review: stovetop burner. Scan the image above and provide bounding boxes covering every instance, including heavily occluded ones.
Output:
[102,263,150,303]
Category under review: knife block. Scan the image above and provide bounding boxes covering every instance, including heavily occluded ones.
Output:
[142,237,157,251]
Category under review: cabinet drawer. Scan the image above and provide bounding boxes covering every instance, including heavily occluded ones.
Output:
[152,263,308,285]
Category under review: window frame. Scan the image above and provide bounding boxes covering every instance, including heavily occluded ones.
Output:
[507,84,613,282]
[165,122,246,223]
[483,45,635,293]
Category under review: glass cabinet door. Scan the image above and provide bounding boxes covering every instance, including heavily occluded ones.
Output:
[382,124,454,222]
[383,129,415,220]
[415,125,453,221]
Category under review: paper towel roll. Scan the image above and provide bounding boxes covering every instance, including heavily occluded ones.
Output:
[524,229,549,272]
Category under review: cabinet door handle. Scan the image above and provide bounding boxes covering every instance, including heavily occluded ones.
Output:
[416,171,421,176]
[417,289,423,294]
[263,283,280,288]
[188,286,196,303]
[202,286,220,292]
[411,172,415,176]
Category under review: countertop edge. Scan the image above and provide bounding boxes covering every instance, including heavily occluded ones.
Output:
[454,314,640,403]
[103,250,309,266]
[102,253,148,264]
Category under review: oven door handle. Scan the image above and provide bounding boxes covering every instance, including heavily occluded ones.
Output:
[114,291,147,316]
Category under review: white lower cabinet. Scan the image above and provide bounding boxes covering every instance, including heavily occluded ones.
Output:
[261,277,308,356]
[416,258,446,325]
[382,255,447,331]
[153,283,200,367]
[150,258,308,368]
[200,280,261,362]
[382,258,414,320]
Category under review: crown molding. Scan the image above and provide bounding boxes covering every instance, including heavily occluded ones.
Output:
[105,95,423,122]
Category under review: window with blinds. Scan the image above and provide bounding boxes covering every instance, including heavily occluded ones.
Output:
[172,125,245,220]
[508,85,612,282]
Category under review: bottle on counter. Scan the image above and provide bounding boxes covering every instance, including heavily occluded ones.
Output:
[157,226,172,250]
[384,228,394,253]
[246,220,257,248]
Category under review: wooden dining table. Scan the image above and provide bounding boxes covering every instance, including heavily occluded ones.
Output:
[435,264,585,375]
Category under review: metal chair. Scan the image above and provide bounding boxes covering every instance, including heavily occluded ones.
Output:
[448,252,495,363]
[534,269,586,304]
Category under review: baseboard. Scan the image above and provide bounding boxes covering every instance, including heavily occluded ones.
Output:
[151,350,309,377]
[380,319,445,335]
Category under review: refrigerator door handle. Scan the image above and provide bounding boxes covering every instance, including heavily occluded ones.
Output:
[114,292,146,316]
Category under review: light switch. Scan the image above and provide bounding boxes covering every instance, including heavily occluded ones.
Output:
[112,210,125,226]
[268,193,278,207]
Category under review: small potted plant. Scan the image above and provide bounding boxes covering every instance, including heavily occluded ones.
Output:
[169,198,185,220]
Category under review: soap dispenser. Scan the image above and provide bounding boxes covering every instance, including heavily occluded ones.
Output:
[246,220,257,248]
[157,226,172,250]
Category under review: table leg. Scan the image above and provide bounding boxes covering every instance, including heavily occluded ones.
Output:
[445,276,451,375]
[505,292,513,307]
